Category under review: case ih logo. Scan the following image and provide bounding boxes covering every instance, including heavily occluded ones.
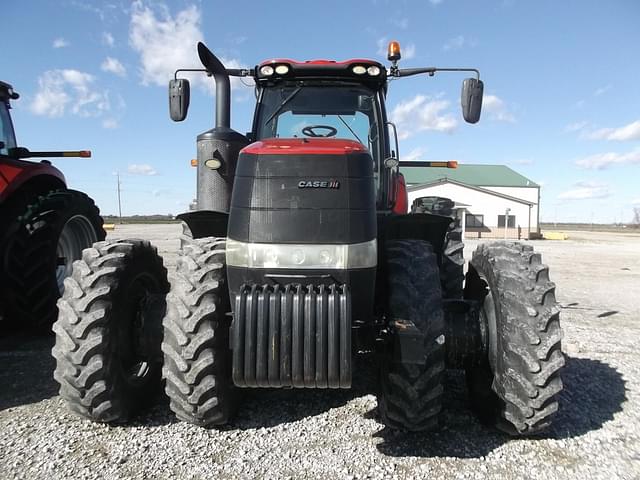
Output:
[298,180,340,189]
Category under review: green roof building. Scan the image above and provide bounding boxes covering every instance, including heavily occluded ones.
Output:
[401,164,540,239]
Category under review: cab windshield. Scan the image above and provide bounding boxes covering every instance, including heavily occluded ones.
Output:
[255,83,380,159]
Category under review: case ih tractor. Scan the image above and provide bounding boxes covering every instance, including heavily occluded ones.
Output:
[53,41,564,435]
[0,81,105,331]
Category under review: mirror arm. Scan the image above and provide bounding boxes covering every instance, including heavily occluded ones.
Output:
[174,68,208,80]
[395,67,480,80]
[173,68,254,80]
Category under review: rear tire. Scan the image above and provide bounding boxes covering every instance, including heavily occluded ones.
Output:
[52,240,169,423]
[2,189,105,330]
[411,196,463,298]
[377,240,445,431]
[464,242,564,435]
[162,236,236,427]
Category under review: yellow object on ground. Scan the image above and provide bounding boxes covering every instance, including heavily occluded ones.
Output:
[543,231,568,240]
[103,224,116,231]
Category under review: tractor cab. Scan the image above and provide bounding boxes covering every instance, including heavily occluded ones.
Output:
[250,59,390,206]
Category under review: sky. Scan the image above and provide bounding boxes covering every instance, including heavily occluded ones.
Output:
[4,0,640,223]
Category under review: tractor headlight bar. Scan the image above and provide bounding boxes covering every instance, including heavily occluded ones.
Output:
[259,65,275,76]
[259,64,290,77]
[226,239,377,269]
[352,65,381,76]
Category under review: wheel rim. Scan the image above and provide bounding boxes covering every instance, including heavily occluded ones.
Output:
[478,275,498,372]
[56,215,98,294]
[120,274,163,388]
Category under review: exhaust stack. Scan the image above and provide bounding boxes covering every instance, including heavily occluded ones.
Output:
[197,42,231,129]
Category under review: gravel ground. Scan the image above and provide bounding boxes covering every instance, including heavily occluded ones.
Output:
[1,224,639,479]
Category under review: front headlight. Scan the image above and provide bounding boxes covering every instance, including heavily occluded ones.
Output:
[225,239,377,269]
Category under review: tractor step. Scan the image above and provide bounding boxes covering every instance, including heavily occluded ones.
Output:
[232,284,351,389]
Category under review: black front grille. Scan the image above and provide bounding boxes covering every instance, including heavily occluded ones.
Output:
[231,284,351,389]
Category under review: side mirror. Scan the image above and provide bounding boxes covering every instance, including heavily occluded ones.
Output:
[461,78,483,124]
[169,78,190,122]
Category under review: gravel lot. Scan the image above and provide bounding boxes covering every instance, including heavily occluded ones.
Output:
[1,224,639,479]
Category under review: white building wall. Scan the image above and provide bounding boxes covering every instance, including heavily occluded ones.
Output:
[408,183,535,234]
[483,186,539,230]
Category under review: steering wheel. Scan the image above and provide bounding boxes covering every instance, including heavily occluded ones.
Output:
[301,125,338,138]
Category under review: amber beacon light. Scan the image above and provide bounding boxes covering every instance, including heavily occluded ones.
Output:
[387,41,401,62]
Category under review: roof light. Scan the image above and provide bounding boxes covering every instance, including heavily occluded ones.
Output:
[387,41,401,62]
[259,65,274,76]
[274,64,289,75]
[367,66,381,76]
[352,65,367,75]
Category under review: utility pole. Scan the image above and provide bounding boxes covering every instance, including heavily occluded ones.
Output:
[117,172,122,224]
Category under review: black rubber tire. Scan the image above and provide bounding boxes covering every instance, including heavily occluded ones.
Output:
[411,196,464,299]
[464,242,564,435]
[162,236,236,427]
[52,239,169,423]
[377,240,445,431]
[441,222,464,299]
[1,189,105,330]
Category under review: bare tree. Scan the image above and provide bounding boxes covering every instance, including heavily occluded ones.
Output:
[633,207,640,228]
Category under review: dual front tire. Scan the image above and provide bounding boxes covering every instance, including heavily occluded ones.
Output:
[378,239,564,435]
[52,235,234,426]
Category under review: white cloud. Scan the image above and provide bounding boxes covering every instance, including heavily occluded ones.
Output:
[632,198,640,205]
[376,37,389,57]
[483,94,515,123]
[575,148,640,170]
[594,84,611,96]
[403,43,416,60]
[129,2,203,86]
[102,32,115,47]
[101,57,126,77]
[429,0,443,4]
[402,147,427,161]
[587,120,640,141]
[30,70,110,118]
[390,94,457,139]
[391,18,409,29]
[443,35,465,51]
[564,121,588,133]
[129,1,246,91]
[52,37,69,48]
[128,163,158,176]
[558,181,611,200]
[102,118,118,129]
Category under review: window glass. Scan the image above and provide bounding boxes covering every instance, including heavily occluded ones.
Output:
[0,103,17,155]
[465,214,485,228]
[255,83,381,193]
[497,215,516,228]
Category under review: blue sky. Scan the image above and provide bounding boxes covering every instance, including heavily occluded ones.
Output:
[5,0,640,223]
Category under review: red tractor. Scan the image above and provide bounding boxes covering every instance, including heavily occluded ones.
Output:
[52,42,564,436]
[0,81,105,331]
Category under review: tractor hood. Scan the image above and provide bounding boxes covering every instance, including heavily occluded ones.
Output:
[229,137,376,245]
